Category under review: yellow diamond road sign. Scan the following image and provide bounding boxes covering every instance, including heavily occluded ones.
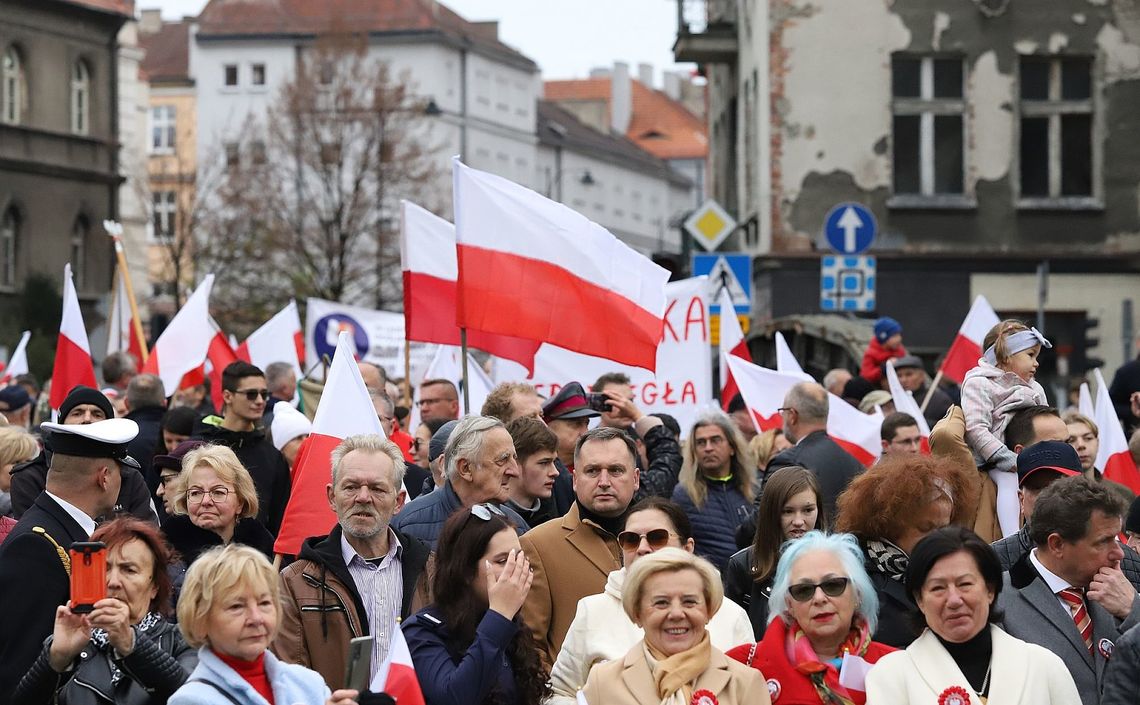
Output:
[684,199,737,251]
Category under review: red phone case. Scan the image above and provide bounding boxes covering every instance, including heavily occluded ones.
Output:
[69,542,106,613]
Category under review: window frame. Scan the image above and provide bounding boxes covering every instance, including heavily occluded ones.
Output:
[71,216,88,290]
[150,104,176,153]
[0,207,18,289]
[151,190,177,242]
[71,59,90,135]
[223,63,239,88]
[2,45,25,126]
[250,63,266,88]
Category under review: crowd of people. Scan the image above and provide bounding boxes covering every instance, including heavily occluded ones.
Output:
[0,317,1138,705]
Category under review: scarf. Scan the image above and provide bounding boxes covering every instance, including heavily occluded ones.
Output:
[865,539,908,582]
[90,611,163,685]
[643,631,712,705]
[785,616,873,705]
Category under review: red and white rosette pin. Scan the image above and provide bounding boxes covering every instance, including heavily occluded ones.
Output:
[691,689,718,705]
[937,686,971,705]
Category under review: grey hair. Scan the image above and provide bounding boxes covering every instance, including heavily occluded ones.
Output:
[330,434,406,489]
[768,531,879,633]
[822,369,850,391]
[264,362,295,396]
[368,387,395,416]
[785,382,829,425]
[444,415,505,480]
[126,373,166,409]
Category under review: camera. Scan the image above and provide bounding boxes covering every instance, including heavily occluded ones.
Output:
[585,392,613,413]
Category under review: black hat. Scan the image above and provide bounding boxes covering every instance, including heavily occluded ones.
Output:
[542,382,599,421]
[43,418,140,468]
[1016,440,1082,486]
[842,377,876,404]
[1126,496,1140,535]
[429,420,459,463]
[152,439,207,473]
[0,385,32,411]
[58,385,114,423]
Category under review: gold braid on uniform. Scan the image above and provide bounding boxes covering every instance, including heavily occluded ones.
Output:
[32,526,72,575]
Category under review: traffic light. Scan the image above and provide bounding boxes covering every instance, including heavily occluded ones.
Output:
[1073,316,1104,374]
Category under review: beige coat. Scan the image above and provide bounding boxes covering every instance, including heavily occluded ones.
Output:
[929,406,1001,543]
[581,640,771,705]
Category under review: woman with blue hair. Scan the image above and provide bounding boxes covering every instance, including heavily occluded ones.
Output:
[727,532,895,704]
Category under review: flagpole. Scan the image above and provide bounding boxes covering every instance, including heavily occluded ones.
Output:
[460,328,471,415]
[920,370,943,413]
[403,337,412,408]
[104,221,150,361]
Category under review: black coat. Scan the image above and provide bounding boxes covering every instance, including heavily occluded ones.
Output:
[10,451,157,524]
[403,461,432,501]
[765,430,864,527]
[1109,357,1140,436]
[161,514,276,567]
[192,422,292,535]
[125,405,165,485]
[0,494,91,704]
[631,424,684,503]
[915,384,954,429]
[863,551,922,649]
[723,547,773,640]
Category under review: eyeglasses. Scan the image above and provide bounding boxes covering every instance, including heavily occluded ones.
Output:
[234,389,270,401]
[412,438,424,451]
[417,397,451,407]
[788,577,850,602]
[617,529,676,551]
[187,487,232,505]
[470,503,506,521]
[158,473,179,487]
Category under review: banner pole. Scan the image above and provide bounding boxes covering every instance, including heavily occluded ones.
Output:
[460,328,471,415]
[920,370,943,413]
[106,222,150,361]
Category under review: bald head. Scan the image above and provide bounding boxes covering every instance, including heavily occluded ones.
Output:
[781,382,829,443]
[357,362,387,392]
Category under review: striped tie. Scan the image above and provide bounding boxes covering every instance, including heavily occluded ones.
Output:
[1059,587,1093,653]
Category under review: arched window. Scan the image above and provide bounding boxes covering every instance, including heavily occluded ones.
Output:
[0,208,17,287]
[71,216,88,289]
[71,60,90,135]
[2,46,24,125]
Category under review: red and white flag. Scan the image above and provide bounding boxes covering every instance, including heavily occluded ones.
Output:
[1078,382,1094,419]
[940,295,1000,383]
[236,300,305,379]
[107,267,147,369]
[401,200,541,373]
[1,331,30,385]
[370,627,425,705]
[453,159,669,371]
[886,359,931,452]
[49,264,98,410]
[141,275,215,396]
[274,331,384,556]
[1093,369,1140,492]
[717,288,750,411]
[774,331,813,382]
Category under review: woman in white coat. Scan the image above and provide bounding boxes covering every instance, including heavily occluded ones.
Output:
[865,526,1081,705]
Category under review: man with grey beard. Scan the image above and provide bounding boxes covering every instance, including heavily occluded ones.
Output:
[273,434,433,690]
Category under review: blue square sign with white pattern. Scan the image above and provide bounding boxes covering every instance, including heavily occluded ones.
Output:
[821,256,876,312]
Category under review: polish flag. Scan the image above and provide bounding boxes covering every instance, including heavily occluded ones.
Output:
[401,200,541,374]
[1,331,30,384]
[370,627,425,705]
[453,159,669,371]
[236,300,305,379]
[1093,369,1140,492]
[725,354,882,465]
[49,264,98,411]
[773,332,814,382]
[940,295,1000,383]
[274,331,384,556]
[107,268,147,368]
[886,359,931,453]
[717,288,750,411]
[141,275,216,396]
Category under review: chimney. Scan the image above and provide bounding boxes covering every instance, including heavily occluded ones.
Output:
[638,63,654,87]
[471,21,498,41]
[139,8,162,34]
[664,71,682,101]
[589,67,612,79]
[611,61,632,134]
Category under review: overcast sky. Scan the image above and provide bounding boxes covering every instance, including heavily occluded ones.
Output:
[144,0,697,86]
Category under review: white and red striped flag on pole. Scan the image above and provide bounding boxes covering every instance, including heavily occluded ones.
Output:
[717,288,750,410]
[179,320,239,412]
[236,300,305,379]
[2,331,30,385]
[107,266,147,369]
[453,158,670,371]
[940,295,1000,383]
[1093,368,1140,492]
[274,331,384,556]
[49,264,98,410]
[886,359,931,452]
[370,627,425,705]
[141,275,215,396]
[401,200,541,373]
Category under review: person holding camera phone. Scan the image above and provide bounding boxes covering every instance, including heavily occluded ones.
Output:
[0,418,140,705]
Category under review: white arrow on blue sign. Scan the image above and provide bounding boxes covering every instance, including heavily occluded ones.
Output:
[823,203,876,255]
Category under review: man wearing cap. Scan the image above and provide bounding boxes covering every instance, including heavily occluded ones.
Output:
[892,355,952,428]
[0,385,32,428]
[860,316,907,385]
[999,475,1140,705]
[9,386,156,522]
[0,417,138,701]
[543,382,598,516]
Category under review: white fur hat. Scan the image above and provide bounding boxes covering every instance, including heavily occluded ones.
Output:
[270,401,311,451]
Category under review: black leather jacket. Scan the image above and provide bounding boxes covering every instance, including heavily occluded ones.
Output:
[14,617,196,705]
[724,547,774,640]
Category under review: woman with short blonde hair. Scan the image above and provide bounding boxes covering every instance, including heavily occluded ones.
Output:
[0,425,39,518]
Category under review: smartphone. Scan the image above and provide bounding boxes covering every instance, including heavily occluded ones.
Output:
[345,635,374,692]
[585,392,612,413]
[69,541,107,613]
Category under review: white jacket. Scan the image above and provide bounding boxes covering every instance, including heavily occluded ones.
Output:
[545,567,754,705]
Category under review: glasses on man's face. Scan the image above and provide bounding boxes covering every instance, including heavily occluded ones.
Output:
[412,438,424,451]
[158,473,179,487]
[788,576,849,602]
[417,397,449,408]
[235,389,270,402]
[187,487,232,505]
[470,503,506,521]
[617,528,675,551]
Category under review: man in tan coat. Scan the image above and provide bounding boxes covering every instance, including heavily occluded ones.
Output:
[520,426,641,663]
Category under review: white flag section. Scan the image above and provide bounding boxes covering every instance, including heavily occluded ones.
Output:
[1093,368,1136,487]
[774,331,813,381]
[1078,382,1095,419]
[240,300,303,378]
[493,277,713,436]
[421,345,495,416]
[2,331,30,383]
[142,275,215,396]
[886,359,932,437]
[305,297,434,382]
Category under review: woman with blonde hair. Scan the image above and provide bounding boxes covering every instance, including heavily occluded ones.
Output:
[0,425,38,519]
[749,428,791,476]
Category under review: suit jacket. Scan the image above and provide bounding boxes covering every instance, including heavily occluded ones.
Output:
[519,503,621,664]
[865,626,1082,705]
[0,493,91,704]
[765,430,864,526]
[581,639,770,705]
[997,554,1140,705]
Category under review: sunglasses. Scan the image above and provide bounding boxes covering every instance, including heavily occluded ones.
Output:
[617,529,675,551]
[471,503,506,521]
[234,389,270,401]
[788,577,849,603]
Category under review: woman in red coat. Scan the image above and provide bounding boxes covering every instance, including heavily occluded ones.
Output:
[727,532,894,704]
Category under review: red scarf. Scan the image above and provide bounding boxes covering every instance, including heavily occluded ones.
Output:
[784,616,872,705]
[215,650,275,704]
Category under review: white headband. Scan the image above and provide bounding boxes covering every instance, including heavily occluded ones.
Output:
[983,327,1052,365]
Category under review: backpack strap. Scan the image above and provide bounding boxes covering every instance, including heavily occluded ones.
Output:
[32,527,71,576]
[187,677,244,705]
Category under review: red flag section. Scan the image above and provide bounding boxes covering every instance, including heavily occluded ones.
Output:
[371,628,425,705]
[108,267,147,368]
[142,275,216,396]
[49,264,98,410]
[717,288,750,411]
[1093,369,1140,492]
[940,295,999,383]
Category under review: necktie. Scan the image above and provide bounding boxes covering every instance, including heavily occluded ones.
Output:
[1059,587,1093,653]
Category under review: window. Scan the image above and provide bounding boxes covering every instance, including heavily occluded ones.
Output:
[251,63,266,86]
[2,46,25,125]
[1019,56,1094,201]
[251,140,267,165]
[71,217,88,289]
[891,56,965,198]
[0,208,17,287]
[71,60,90,135]
[224,64,238,86]
[150,105,176,152]
[152,191,176,241]
[224,142,239,168]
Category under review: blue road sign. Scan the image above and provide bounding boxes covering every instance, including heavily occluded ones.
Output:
[821,256,876,312]
[693,253,751,315]
[824,203,877,255]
